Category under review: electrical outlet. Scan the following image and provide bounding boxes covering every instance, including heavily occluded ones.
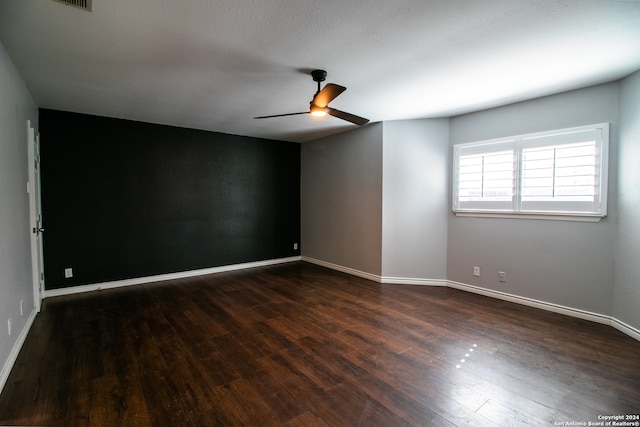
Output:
[473,266,480,277]
[293,243,298,250]
[499,271,506,282]
[64,267,73,278]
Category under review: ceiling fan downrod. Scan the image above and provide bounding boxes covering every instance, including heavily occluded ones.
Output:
[311,69,327,95]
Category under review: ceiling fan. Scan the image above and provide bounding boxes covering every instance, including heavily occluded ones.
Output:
[254,70,369,126]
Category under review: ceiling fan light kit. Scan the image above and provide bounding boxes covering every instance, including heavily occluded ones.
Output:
[254,70,369,126]
[310,106,328,117]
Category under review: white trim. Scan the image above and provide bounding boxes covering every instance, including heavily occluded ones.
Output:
[611,317,640,342]
[0,307,37,394]
[301,256,382,282]
[43,257,301,298]
[447,280,611,325]
[302,257,448,286]
[302,258,639,342]
[452,122,609,218]
[453,212,604,222]
[381,276,447,286]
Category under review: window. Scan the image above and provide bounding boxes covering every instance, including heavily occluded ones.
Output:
[452,123,609,221]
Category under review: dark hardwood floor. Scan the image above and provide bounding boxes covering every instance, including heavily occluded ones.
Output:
[1,262,639,426]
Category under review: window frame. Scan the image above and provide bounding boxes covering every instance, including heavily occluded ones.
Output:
[452,123,609,222]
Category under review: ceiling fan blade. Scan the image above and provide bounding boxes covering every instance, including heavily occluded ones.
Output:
[253,112,309,119]
[327,108,370,126]
[312,83,346,108]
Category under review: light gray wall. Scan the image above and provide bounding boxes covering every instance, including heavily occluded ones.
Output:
[382,119,449,280]
[614,70,640,331]
[448,83,619,315]
[301,123,383,275]
[0,42,38,383]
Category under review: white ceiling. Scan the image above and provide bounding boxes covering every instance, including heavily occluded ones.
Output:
[1,0,639,142]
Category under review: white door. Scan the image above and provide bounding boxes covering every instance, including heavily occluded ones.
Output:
[27,120,44,312]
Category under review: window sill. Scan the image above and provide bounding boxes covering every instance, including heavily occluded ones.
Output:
[453,211,605,222]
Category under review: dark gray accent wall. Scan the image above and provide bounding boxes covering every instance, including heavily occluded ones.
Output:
[614,70,640,330]
[301,124,384,275]
[39,110,300,290]
[448,83,619,315]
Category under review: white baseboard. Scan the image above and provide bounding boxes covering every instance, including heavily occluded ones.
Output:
[447,280,612,325]
[302,257,448,286]
[302,258,640,342]
[301,256,382,282]
[0,307,37,394]
[381,276,448,286]
[448,280,640,341]
[44,256,301,298]
[611,317,640,341]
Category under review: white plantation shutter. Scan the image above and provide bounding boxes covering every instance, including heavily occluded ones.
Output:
[455,147,515,211]
[453,124,608,219]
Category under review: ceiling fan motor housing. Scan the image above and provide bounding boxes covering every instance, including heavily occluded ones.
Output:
[311,69,327,82]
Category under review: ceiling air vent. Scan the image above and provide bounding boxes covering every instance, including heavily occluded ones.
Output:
[51,0,92,12]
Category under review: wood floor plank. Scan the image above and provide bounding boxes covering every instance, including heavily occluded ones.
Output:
[284,411,330,427]
[299,343,439,426]
[1,261,639,426]
[341,344,495,425]
[209,378,282,426]
[241,366,310,423]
